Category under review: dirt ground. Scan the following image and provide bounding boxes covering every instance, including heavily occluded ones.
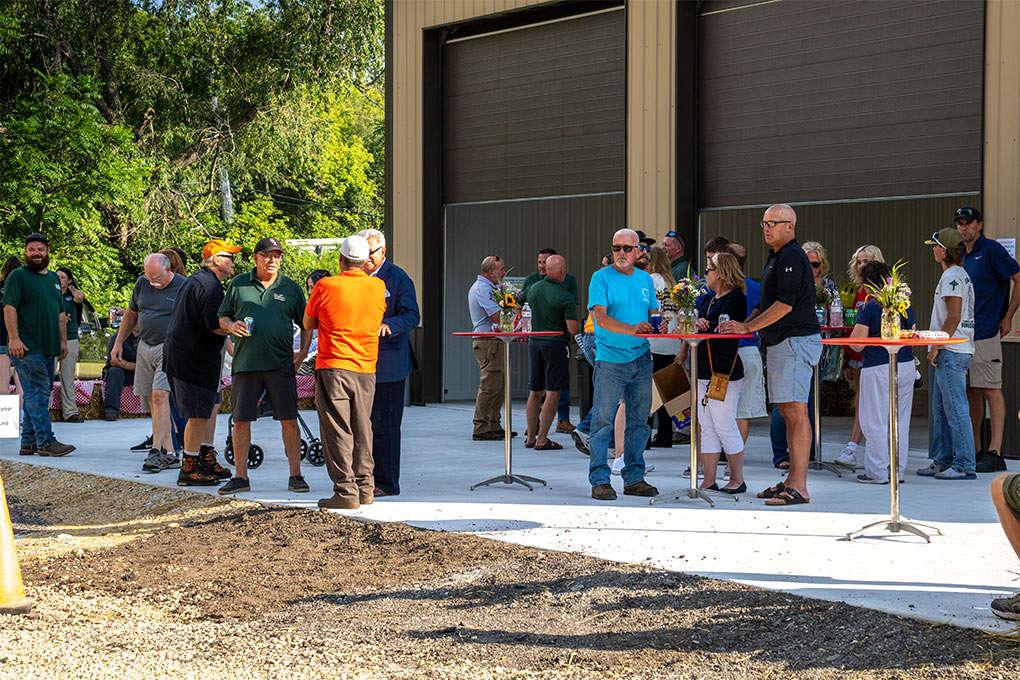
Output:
[2,460,1019,679]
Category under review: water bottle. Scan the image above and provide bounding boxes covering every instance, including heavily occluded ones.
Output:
[522,303,532,332]
[829,296,843,328]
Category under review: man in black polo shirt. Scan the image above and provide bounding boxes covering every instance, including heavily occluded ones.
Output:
[521,255,579,449]
[720,204,820,506]
[163,238,240,486]
[216,237,312,495]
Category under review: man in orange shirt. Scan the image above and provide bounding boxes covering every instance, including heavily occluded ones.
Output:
[303,235,387,509]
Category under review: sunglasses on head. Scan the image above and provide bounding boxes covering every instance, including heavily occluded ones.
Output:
[611,244,635,253]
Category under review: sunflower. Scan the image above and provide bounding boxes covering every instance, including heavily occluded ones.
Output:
[504,293,517,307]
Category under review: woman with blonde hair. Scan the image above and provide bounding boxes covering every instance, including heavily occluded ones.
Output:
[646,246,680,447]
[834,244,885,470]
[677,251,748,493]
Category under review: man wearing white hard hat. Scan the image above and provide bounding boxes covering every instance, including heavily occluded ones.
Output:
[303,235,387,510]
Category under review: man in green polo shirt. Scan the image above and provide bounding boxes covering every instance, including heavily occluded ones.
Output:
[521,255,579,450]
[216,237,313,495]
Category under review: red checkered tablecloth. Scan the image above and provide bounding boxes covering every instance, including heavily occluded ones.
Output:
[219,374,315,398]
[51,380,98,409]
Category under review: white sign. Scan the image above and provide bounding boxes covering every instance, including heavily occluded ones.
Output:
[0,395,19,439]
[997,238,1016,260]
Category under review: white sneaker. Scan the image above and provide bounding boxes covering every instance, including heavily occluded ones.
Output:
[833,447,857,469]
[611,457,625,475]
[613,463,654,475]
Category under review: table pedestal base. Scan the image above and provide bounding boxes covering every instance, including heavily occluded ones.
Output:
[809,460,844,476]
[471,473,547,491]
[847,518,943,543]
[650,487,739,507]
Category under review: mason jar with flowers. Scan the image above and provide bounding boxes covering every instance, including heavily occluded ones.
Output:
[863,260,912,340]
[490,280,523,332]
[670,269,706,334]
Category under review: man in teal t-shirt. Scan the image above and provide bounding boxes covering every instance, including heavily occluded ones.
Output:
[586,229,658,502]
[1,233,75,456]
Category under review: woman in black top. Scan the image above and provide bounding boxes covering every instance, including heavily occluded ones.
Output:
[680,252,748,494]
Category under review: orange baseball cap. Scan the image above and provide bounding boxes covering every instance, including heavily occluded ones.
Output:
[202,238,242,259]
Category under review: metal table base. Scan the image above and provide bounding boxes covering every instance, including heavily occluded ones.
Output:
[810,362,842,477]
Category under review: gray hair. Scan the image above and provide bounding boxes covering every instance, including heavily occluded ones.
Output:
[358,228,386,248]
[144,253,171,271]
[341,255,366,268]
[613,228,639,244]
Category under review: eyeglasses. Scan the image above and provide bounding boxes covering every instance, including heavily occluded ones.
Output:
[810,261,821,269]
[215,253,235,261]
[369,246,384,256]
[760,220,792,229]
[704,267,716,272]
[611,244,635,253]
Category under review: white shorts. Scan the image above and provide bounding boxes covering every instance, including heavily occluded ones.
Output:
[697,378,744,454]
[735,346,767,419]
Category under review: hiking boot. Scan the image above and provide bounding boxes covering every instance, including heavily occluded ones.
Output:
[199,445,232,479]
[218,477,251,495]
[571,430,590,455]
[591,484,617,501]
[991,592,1020,621]
[142,448,168,473]
[131,435,153,451]
[833,447,857,469]
[556,420,576,434]
[318,494,359,510]
[39,440,74,457]
[289,475,310,493]
[976,450,1007,473]
[177,455,221,486]
[623,480,659,497]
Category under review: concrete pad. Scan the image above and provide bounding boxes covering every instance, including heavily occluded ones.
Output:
[2,402,1017,632]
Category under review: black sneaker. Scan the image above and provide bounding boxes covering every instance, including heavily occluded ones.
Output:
[218,477,251,495]
[976,449,989,464]
[288,475,310,493]
[976,450,1007,473]
[131,435,153,451]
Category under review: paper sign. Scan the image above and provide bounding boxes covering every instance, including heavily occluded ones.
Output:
[0,395,19,438]
[997,238,1016,260]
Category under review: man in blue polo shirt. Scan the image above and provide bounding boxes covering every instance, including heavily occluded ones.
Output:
[587,228,659,501]
[956,207,1020,472]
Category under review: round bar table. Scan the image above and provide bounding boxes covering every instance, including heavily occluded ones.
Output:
[812,326,854,477]
[821,335,965,542]
[451,331,560,491]
[636,332,753,507]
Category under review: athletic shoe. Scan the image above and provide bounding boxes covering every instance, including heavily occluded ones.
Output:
[611,463,655,476]
[131,435,153,451]
[833,447,857,469]
[199,445,232,479]
[161,451,181,470]
[218,477,251,495]
[142,448,167,473]
[288,475,310,493]
[934,467,976,480]
[857,474,888,484]
[916,461,945,477]
[976,451,1007,473]
[991,592,1020,621]
[571,430,590,455]
[177,455,221,486]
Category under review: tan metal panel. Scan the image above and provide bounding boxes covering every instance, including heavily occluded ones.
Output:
[627,0,675,235]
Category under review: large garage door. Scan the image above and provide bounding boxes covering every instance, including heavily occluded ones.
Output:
[443,6,625,204]
[698,0,983,209]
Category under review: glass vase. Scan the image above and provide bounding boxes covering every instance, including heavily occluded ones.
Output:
[499,309,515,333]
[880,308,900,340]
[678,308,696,334]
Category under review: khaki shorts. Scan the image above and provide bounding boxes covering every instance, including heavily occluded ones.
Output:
[134,340,170,397]
[968,336,1002,389]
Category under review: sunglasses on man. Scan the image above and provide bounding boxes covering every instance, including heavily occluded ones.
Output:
[611,244,635,253]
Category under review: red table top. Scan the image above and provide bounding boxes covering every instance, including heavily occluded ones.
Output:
[451,331,561,338]
[634,333,754,339]
[821,325,853,332]
[821,336,966,347]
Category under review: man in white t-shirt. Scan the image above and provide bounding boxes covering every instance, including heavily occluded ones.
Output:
[921,228,978,480]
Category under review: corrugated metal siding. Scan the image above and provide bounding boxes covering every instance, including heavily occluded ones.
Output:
[628,0,675,233]
[390,0,548,298]
[442,8,625,203]
[697,0,984,209]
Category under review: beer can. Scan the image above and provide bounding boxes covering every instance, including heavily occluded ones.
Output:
[243,316,254,334]
[650,313,662,333]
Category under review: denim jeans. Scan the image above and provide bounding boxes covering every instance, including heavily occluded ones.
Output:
[589,352,652,486]
[577,334,597,435]
[930,349,976,473]
[10,353,56,448]
[770,375,816,465]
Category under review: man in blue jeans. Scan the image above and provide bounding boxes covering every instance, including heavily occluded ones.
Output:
[2,233,75,457]
[587,228,659,501]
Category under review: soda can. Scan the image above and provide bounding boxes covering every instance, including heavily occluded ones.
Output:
[650,313,662,333]
[718,314,730,324]
[243,316,254,334]
[845,308,856,326]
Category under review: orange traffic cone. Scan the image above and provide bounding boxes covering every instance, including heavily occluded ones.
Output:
[0,473,34,614]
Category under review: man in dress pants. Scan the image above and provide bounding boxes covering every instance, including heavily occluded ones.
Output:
[359,228,420,497]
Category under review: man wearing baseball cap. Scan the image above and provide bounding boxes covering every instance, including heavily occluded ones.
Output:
[217,237,312,495]
[2,233,75,457]
[163,237,241,485]
[303,234,387,509]
[955,207,1020,473]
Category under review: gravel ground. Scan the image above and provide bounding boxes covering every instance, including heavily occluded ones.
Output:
[2,460,1019,679]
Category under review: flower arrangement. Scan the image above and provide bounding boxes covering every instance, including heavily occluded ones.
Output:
[815,284,834,306]
[863,260,911,317]
[670,271,705,309]
[490,281,522,311]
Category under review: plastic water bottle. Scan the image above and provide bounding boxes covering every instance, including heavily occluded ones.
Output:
[522,304,532,332]
[829,297,843,328]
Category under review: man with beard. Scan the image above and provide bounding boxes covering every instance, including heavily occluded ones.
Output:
[1,233,75,456]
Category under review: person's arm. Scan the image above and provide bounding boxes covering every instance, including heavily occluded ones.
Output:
[928,296,962,367]
[848,323,869,353]
[382,274,421,337]
[591,305,653,335]
[720,300,791,335]
[3,304,26,358]
[565,319,580,336]
[112,307,139,362]
[67,285,85,304]
[302,312,318,330]
[58,309,68,360]
[1000,271,1020,337]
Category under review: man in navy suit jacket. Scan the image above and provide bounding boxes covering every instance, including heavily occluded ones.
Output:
[359,229,421,496]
